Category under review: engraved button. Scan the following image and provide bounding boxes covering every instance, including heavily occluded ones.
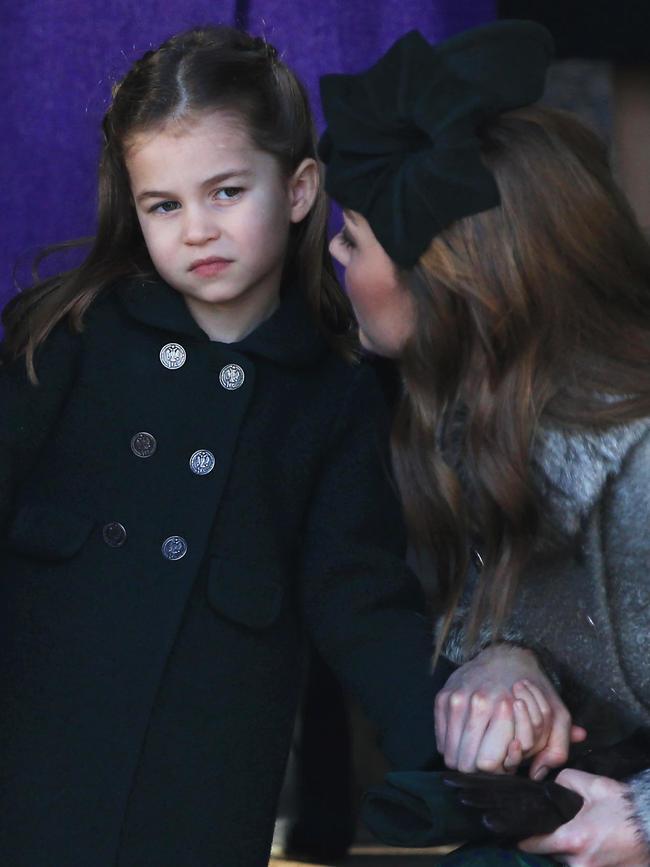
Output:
[219,363,245,390]
[189,449,215,476]
[160,343,186,369]
[162,535,188,561]
[103,522,127,548]
[131,432,157,458]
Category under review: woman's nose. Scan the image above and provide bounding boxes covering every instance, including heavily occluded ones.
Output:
[329,235,343,265]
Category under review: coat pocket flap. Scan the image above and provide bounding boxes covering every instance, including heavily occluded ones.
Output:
[207,557,284,629]
[4,504,95,560]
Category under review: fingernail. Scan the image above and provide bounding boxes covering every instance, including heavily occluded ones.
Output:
[533,766,548,781]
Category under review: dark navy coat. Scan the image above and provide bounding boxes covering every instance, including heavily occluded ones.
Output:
[0,278,452,866]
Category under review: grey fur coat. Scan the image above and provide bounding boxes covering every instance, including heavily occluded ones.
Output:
[443,419,650,845]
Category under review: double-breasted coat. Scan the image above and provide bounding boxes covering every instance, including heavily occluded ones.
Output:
[0,278,451,866]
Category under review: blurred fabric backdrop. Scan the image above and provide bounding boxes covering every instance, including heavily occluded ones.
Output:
[1,1,495,310]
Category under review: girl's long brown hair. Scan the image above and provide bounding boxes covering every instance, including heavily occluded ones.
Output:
[3,26,354,381]
[391,106,650,654]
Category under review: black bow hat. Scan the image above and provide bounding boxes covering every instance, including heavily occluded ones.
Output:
[318,21,554,268]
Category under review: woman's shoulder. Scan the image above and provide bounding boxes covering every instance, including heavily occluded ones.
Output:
[532,416,650,542]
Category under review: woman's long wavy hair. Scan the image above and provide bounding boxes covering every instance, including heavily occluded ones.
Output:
[3,25,354,381]
[392,106,650,655]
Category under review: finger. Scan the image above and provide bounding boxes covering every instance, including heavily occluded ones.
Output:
[455,691,493,772]
[529,706,572,779]
[503,737,523,773]
[512,697,535,753]
[518,819,581,857]
[515,679,548,737]
[475,698,515,773]
[443,690,472,768]
[570,725,588,743]
[512,680,543,731]
[518,833,573,858]
[434,690,450,753]
[518,813,584,861]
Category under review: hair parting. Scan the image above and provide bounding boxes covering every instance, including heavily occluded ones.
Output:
[3,25,354,381]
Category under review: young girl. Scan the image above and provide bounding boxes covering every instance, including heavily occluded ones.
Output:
[0,26,465,867]
[320,20,650,866]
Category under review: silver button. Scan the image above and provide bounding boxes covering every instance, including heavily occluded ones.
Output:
[162,535,188,561]
[103,522,127,547]
[219,363,245,390]
[131,432,157,458]
[160,343,186,369]
[189,449,215,476]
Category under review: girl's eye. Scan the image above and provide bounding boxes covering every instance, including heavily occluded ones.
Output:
[150,200,181,214]
[338,226,356,249]
[214,187,243,201]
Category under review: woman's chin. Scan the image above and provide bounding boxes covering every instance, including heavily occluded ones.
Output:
[359,329,399,359]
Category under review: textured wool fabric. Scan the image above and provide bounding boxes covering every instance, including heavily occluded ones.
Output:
[0,277,455,864]
[1,1,495,314]
[442,417,650,851]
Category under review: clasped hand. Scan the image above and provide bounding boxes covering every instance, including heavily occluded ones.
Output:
[436,645,648,866]
[435,643,585,778]
[519,769,646,866]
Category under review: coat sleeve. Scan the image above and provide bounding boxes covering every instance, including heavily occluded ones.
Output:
[299,362,454,771]
[0,324,81,528]
[601,428,650,851]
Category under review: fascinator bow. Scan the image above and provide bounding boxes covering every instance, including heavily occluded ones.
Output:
[319,21,554,268]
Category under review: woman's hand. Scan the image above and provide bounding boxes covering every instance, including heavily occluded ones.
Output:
[434,643,586,776]
[519,769,648,866]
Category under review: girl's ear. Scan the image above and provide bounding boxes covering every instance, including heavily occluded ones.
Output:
[288,158,319,223]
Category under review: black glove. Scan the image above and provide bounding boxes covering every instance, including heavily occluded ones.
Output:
[361,770,583,848]
[443,770,583,838]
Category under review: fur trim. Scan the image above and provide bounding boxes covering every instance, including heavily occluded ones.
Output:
[442,616,562,687]
[442,615,527,667]
[531,420,649,540]
[626,769,650,854]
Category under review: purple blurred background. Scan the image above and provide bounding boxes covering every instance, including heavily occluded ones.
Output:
[1,1,495,311]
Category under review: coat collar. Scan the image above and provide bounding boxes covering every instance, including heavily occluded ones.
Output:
[532,418,650,541]
[116,276,327,367]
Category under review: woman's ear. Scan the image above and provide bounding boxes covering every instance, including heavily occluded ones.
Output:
[288,158,319,223]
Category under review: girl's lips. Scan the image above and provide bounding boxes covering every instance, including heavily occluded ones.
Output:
[190,258,233,277]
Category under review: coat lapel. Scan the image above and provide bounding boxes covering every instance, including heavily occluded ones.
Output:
[116,277,327,368]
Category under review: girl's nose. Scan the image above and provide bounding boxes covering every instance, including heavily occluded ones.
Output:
[182,207,220,245]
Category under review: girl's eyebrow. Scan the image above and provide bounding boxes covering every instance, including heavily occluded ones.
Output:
[135,168,253,202]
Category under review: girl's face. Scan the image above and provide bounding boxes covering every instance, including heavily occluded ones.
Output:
[126,111,317,342]
[329,211,415,358]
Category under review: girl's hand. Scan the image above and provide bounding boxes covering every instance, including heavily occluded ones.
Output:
[434,644,586,776]
[519,768,648,866]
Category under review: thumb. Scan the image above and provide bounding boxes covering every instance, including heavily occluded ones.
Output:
[554,767,595,796]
